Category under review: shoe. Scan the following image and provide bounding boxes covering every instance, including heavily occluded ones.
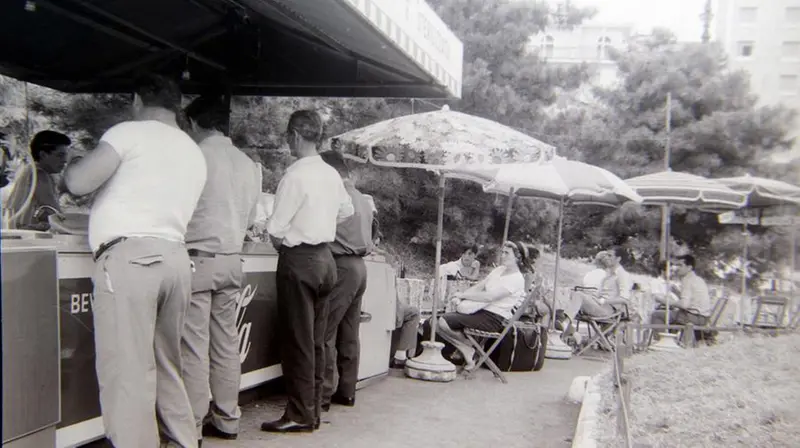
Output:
[202,424,237,440]
[315,418,321,430]
[198,441,202,448]
[321,403,330,412]
[390,358,406,369]
[260,418,314,433]
[330,393,355,407]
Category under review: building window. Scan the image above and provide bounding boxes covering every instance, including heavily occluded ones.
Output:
[787,7,800,24]
[596,36,612,59]
[782,41,800,59]
[738,7,758,24]
[543,35,554,58]
[779,75,798,94]
[737,41,754,57]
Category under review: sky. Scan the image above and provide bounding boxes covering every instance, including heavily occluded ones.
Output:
[568,0,707,42]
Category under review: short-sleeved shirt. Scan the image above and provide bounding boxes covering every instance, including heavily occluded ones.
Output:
[679,271,711,317]
[440,259,481,280]
[185,135,260,254]
[582,268,608,290]
[266,155,353,247]
[88,120,207,252]
[482,267,526,320]
[329,183,374,256]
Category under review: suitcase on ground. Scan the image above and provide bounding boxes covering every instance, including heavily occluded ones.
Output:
[489,322,547,372]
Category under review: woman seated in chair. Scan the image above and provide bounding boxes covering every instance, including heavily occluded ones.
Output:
[432,241,538,370]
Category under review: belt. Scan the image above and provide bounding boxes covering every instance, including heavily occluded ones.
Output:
[188,249,215,258]
[333,252,367,258]
[93,236,128,261]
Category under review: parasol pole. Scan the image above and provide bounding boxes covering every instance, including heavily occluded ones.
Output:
[551,198,566,328]
[405,173,456,382]
[740,210,749,324]
[430,174,446,342]
[664,204,672,327]
[501,188,516,245]
[662,92,673,328]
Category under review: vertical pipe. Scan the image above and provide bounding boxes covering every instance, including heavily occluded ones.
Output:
[430,174,447,342]
[501,188,516,245]
[659,93,672,262]
[664,204,672,326]
[551,198,566,328]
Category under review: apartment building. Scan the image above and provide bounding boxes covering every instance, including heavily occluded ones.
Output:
[714,0,800,156]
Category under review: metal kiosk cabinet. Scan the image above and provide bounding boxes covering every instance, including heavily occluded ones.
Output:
[2,240,61,448]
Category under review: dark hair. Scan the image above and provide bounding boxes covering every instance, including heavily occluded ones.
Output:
[319,150,350,178]
[654,259,669,276]
[135,74,182,112]
[287,109,325,148]
[30,130,71,161]
[676,254,696,270]
[184,94,230,135]
[464,245,480,256]
[612,246,626,259]
[504,241,539,274]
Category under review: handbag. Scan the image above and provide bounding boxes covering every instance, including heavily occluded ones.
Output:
[488,322,547,372]
[456,299,488,315]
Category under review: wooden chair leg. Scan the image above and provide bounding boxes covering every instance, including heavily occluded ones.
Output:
[466,334,507,383]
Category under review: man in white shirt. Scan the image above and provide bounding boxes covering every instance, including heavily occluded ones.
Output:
[180,95,260,443]
[63,74,206,448]
[650,254,711,326]
[261,110,353,434]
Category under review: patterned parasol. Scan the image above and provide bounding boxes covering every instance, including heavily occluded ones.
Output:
[330,105,556,168]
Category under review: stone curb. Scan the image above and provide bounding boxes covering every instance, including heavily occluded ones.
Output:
[571,377,601,448]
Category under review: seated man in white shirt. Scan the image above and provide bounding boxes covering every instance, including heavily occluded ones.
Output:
[63,74,206,448]
[650,254,711,327]
[558,247,633,332]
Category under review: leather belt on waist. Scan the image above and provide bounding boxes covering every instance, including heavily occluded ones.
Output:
[188,249,215,258]
[333,252,367,258]
[93,236,128,261]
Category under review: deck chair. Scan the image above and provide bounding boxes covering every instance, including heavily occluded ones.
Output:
[570,286,631,356]
[690,294,729,346]
[462,275,543,384]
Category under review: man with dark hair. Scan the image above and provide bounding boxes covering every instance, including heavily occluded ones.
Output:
[63,74,206,448]
[261,110,353,434]
[181,95,260,443]
[16,130,70,229]
[317,150,374,412]
[650,254,711,327]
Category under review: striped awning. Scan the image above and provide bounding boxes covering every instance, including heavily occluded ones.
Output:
[625,171,747,210]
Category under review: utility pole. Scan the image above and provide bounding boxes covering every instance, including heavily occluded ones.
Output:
[700,0,713,43]
[659,92,672,261]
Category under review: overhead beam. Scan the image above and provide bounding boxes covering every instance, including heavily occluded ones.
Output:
[61,0,227,71]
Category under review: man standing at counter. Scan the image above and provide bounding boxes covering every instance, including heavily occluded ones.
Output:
[63,74,206,448]
[261,110,353,434]
[181,95,261,443]
[319,150,373,412]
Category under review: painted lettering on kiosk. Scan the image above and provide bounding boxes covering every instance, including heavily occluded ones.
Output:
[70,292,93,314]
[234,283,257,364]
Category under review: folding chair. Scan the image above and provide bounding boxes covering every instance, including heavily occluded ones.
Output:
[462,276,543,383]
[570,286,631,356]
[690,294,729,346]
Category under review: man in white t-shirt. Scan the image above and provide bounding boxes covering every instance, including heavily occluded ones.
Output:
[63,75,206,448]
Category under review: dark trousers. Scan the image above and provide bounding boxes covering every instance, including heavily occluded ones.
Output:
[276,244,336,425]
[323,255,367,404]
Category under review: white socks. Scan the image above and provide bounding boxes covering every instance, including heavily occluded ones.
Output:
[393,351,408,361]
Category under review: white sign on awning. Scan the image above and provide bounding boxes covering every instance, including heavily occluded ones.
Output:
[342,0,464,98]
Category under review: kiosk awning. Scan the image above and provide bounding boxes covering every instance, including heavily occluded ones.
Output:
[0,0,463,98]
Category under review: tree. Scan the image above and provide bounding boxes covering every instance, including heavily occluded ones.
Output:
[540,29,798,279]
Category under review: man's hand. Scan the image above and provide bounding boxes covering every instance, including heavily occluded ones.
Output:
[269,235,283,251]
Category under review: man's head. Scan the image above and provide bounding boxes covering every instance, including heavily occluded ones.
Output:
[30,130,70,173]
[286,110,324,158]
[610,246,626,268]
[133,74,182,117]
[184,94,230,137]
[593,250,612,269]
[461,244,480,265]
[673,254,696,278]
[319,150,350,180]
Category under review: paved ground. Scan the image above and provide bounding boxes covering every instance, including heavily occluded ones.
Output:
[203,357,605,448]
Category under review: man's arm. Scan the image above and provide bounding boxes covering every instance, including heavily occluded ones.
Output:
[63,141,121,196]
[336,181,354,223]
[266,174,303,247]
